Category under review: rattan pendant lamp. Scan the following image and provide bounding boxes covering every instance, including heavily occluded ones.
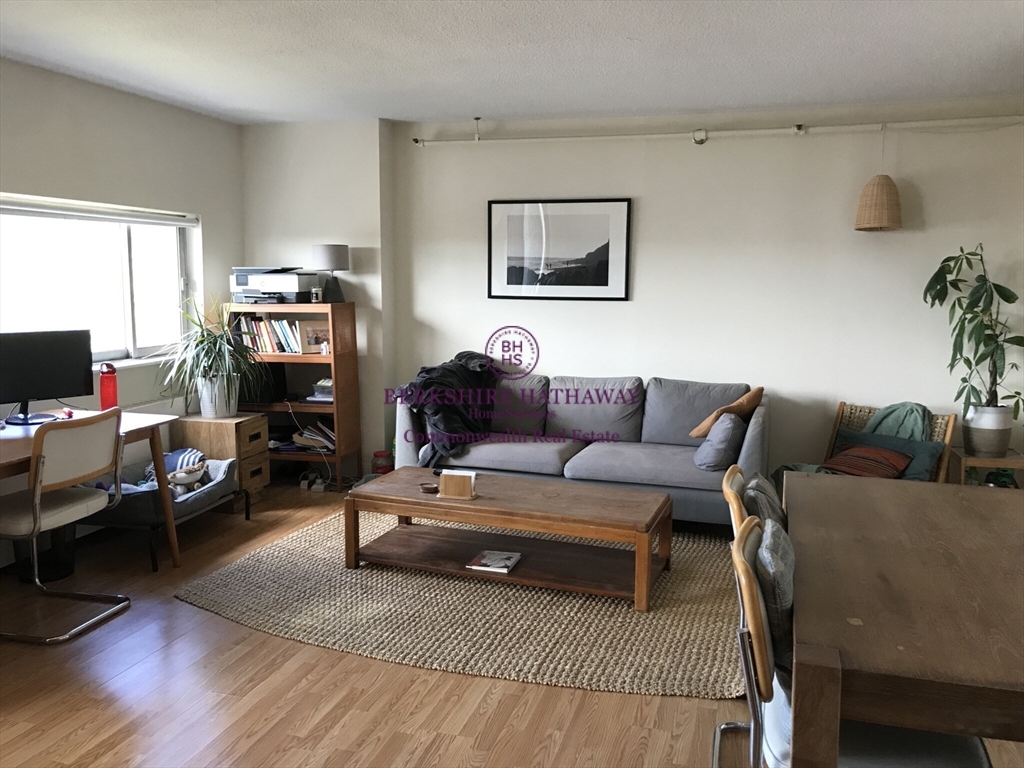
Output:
[855,125,902,231]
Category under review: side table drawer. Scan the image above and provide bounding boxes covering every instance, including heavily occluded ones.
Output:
[239,453,270,492]
[238,415,269,459]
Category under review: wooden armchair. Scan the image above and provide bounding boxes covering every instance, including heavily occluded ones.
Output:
[824,402,957,483]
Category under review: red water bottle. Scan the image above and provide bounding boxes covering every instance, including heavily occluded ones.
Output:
[99,363,118,410]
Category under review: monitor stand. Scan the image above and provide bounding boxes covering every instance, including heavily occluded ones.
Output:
[4,401,59,426]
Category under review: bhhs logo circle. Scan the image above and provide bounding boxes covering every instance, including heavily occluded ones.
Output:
[485,326,539,380]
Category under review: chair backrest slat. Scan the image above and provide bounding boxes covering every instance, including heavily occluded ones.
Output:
[722,465,747,537]
[731,515,774,702]
[30,409,122,492]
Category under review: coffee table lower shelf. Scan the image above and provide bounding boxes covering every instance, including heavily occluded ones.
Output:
[356,524,666,603]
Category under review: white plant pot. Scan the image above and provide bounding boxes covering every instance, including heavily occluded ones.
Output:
[197,375,239,419]
[962,405,1013,458]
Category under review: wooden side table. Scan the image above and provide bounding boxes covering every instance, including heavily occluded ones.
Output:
[948,446,1024,486]
[170,413,270,510]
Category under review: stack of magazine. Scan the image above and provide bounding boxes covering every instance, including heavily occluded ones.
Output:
[275,417,336,454]
[466,550,521,574]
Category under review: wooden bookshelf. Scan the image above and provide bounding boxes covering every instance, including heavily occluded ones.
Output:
[229,302,362,485]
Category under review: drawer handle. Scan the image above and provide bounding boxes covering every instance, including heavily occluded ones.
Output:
[248,431,264,443]
[248,466,264,479]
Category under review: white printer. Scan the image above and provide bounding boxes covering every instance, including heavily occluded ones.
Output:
[230,267,319,303]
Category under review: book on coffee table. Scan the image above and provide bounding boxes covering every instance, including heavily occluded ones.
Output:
[466,550,521,574]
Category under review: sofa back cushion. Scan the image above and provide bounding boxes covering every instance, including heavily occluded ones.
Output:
[490,374,549,436]
[544,376,644,442]
[642,378,751,446]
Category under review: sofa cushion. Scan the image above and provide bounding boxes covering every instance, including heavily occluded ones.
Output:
[689,387,764,438]
[544,376,644,442]
[693,413,747,470]
[423,433,587,476]
[563,442,725,490]
[642,378,751,447]
[490,374,549,436]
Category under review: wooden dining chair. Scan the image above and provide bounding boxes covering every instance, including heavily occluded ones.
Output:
[712,517,992,768]
[824,402,957,482]
[722,465,749,537]
[0,408,130,644]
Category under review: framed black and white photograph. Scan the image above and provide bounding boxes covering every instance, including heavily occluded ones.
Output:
[488,199,631,300]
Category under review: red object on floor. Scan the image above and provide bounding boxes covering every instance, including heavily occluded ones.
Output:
[99,363,118,410]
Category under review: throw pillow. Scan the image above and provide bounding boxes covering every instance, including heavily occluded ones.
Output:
[689,387,764,438]
[756,519,795,672]
[743,472,787,530]
[693,413,747,470]
[831,427,946,482]
[821,444,913,479]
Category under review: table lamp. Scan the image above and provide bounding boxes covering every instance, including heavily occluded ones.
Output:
[309,244,350,303]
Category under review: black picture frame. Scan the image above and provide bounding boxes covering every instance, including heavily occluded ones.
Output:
[487,198,632,301]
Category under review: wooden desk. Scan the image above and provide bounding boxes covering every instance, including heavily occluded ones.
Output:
[785,473,1024,767]
[1,411,181,567]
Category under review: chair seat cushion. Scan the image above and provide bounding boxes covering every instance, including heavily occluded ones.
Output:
[563,442,726,490]
[423,434,587,476]
[831,427,946,482]
[0,487,109,537]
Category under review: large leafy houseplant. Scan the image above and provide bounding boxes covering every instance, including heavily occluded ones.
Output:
[161,300,265,417]
[923,243,1024,423]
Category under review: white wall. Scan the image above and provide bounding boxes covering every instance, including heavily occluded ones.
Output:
[242,121,391,469]
[0,58,244,309]
[391,117,1024,466]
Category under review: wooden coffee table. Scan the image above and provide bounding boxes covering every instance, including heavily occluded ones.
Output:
[344,466,673,611]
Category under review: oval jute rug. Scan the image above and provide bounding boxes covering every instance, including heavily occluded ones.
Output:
[175,512,743,698]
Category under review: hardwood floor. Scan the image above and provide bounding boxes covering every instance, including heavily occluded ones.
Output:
[0,485,1020,768]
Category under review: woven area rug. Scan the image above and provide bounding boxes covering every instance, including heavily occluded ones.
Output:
[176,512,743,698]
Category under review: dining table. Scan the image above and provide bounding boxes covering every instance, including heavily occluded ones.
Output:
[0,410,181,567]
[784,472,1024,767]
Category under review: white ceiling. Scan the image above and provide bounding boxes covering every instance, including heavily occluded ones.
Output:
[1,0,1022,125]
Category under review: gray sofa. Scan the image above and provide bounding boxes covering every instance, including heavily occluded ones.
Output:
[395,375,769,525]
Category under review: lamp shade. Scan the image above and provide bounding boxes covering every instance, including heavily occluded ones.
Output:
[855,175,902,231]
[309,244,350,271]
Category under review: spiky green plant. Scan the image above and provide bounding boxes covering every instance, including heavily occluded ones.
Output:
[923,244,1024,418]
[160,299,265,411]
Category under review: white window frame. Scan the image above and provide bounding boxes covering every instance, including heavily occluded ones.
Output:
[0,193,199,362]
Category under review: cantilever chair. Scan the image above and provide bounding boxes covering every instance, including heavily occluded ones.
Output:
[825,402,957,482]
[712,515,991,768]
[0,408,130,644]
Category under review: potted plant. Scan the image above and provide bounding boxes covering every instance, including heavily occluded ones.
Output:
[923,244,1024,457]
[161,300,265,418]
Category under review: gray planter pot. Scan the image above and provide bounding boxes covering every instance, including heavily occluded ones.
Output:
[962,405,1013,458]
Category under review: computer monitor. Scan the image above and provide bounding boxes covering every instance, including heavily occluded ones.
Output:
[0,330,94,425]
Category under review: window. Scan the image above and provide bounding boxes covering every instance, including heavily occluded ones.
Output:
[0,195,196,360]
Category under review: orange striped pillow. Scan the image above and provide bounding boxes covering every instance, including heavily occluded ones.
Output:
[820,445,913,479]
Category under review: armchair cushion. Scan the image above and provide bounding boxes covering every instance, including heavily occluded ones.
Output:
[830,427,946,482]
[822,443,914,480]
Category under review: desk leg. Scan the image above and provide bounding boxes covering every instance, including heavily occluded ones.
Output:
[149,427,181,568]
[791,643,841,768]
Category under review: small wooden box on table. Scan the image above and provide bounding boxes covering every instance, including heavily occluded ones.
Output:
[345,467,673,611]
[170,413,269,513]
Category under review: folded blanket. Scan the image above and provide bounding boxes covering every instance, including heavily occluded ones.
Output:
[863,402,932,441]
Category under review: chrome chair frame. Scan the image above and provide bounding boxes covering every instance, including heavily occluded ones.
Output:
[1,434,130,645]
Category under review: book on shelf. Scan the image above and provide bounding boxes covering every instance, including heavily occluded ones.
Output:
[293,425,334,451]
[236,316,306,355]
[466,550,521,574]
